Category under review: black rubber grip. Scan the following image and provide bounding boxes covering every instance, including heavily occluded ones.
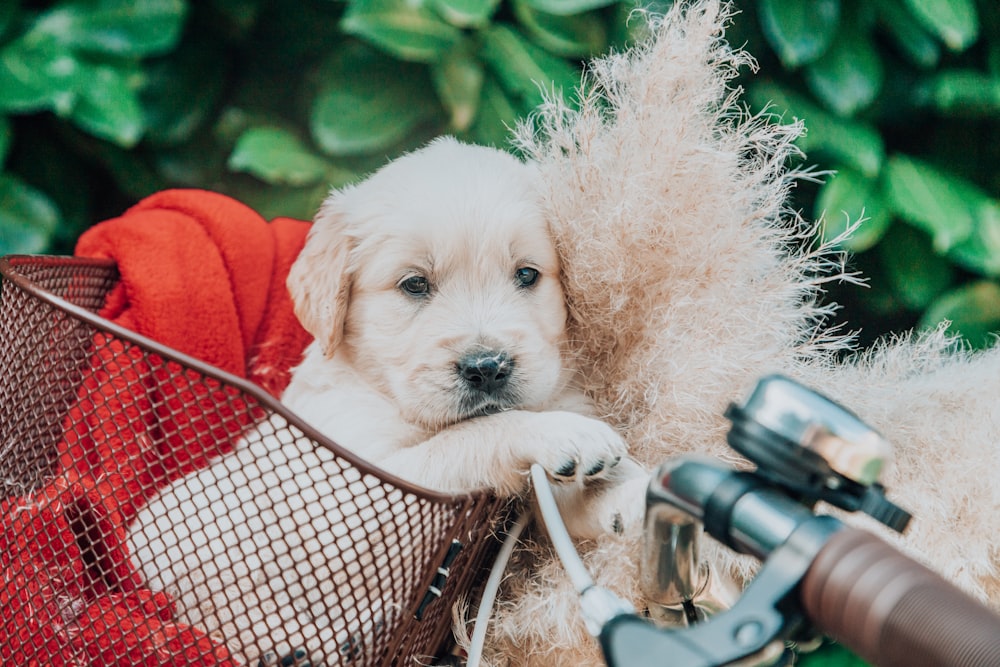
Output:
[801,527,1000,667]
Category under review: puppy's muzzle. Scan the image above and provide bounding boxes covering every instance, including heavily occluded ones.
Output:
[457,350,514,395]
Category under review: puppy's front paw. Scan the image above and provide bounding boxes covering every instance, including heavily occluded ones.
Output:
[558,460,649,539]
[532,412,626,485]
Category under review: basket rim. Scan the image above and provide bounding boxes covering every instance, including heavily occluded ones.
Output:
[0,253,483,507]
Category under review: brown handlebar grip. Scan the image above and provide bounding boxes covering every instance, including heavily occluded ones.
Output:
[801,527,1000,667]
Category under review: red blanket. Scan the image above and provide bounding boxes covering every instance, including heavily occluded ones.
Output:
[0,190,313,665]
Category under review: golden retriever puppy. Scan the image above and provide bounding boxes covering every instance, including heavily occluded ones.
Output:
[127,137,635,665]
[283,137,629,497]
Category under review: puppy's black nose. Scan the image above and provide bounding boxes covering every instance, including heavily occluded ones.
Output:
[457,350,514,394]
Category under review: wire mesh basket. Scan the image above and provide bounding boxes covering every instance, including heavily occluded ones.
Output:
[0,255,508,666]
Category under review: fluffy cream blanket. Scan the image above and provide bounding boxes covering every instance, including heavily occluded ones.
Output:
[473,1,1000,664]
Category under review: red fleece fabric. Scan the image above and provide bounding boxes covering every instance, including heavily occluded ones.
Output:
[0,190,314,665]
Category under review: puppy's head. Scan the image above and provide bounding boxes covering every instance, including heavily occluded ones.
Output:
[288,137,570,429]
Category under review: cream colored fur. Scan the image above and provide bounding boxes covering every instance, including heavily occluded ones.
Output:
[468,1,1000,664]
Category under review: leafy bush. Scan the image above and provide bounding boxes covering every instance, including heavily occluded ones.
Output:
[0,0,997,352]
[0,0,648,253]
[732,0,1000,348]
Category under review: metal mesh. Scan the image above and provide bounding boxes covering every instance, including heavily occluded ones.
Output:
[0,255,506,666]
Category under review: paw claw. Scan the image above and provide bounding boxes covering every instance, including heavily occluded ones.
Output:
[553,460,577,480]
[529,411,626,487]
[611,512,624,535]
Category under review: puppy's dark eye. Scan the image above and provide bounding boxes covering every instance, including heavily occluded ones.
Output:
[515,267,540,288]
[400,275,430,296]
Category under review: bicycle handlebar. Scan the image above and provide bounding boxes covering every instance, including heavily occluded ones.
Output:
[599,457,1000,667]
[801,527,1000,667]
[584,375,1000,667]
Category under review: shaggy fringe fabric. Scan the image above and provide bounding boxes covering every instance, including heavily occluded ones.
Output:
[468,1,1000,664]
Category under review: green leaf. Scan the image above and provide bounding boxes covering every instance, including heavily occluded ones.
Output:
[879,225,954,310]
[921,281,1000,349]
[0,34,144,146]
[467,74,520,148]
[512,0,608,57]
[33,0,188,57]
[431,44,485,131]
[804,30,884,116]
[431,0,500,28]
[0,174,61,254]
[0,35,81,114]
[947,200,1000,276]
[480,24,580,113]
[926,70,1000,116]
[882,154,982,252]
[69,61,144,147]
[520,0,619,17]
[759,0,841,67]
[310,43,443,155]
[901,0,979,51]
[875,0,941,68]
[228,127,332,187]
[342,0,462,63]
[816,168,892,252]
[749,82,885,177]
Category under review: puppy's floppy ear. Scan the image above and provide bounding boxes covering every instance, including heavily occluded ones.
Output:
[287,201,352,358]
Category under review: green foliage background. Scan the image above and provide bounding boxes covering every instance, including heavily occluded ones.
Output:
[735,0,1000,349]
[1,0,998,347]
[0,1,995,663]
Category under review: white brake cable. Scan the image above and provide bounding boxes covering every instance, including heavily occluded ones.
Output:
[528,464,595,592]
[528,464,635,636]
[466,510,530,667]
[466,465,635,667]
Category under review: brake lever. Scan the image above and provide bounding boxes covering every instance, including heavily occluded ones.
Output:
[602,461,840,667]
